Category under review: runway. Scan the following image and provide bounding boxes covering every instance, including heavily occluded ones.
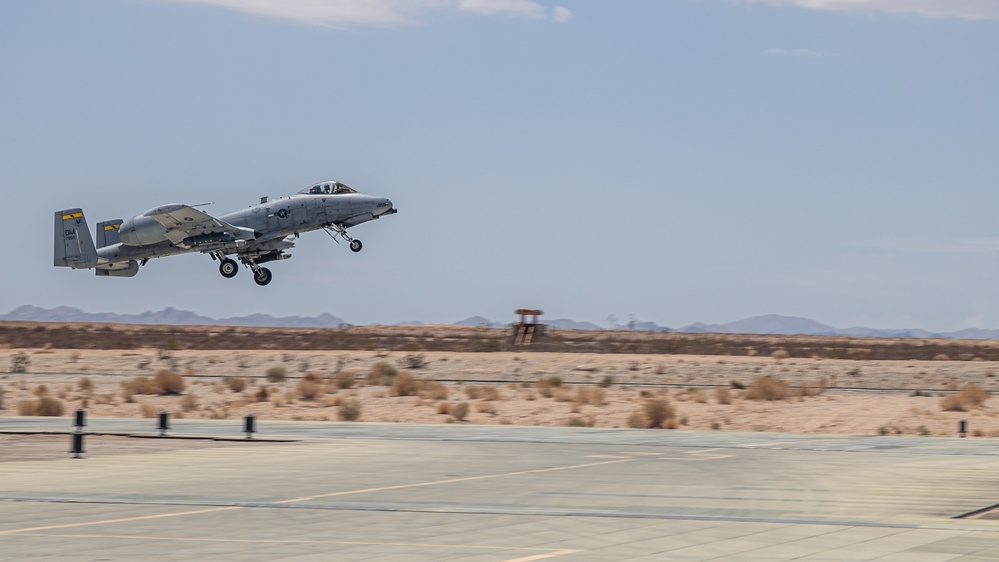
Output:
[3,418,999,560]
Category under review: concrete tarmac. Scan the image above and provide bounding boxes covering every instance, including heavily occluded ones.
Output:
[3,417,999,560]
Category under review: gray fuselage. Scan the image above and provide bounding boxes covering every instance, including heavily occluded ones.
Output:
[98,192,393,265]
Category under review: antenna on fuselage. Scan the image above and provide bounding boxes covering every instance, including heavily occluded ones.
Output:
[260,197,268,204]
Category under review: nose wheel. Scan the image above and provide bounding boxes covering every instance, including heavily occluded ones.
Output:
[325,223,363,253]
[219,258,238,278]
[252,267,273,286]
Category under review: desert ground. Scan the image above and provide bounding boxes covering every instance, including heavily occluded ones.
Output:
[4,345,999,438]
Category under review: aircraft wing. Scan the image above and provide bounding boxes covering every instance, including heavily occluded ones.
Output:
[144,204,254,247]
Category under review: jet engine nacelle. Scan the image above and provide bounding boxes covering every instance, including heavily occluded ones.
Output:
[118,214,168,247]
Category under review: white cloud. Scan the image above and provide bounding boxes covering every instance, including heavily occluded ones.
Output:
[552,6,572,22]
[458,0,544,19]
[160,0,569,27]
[740,0,999,20]
[764,48,819,56]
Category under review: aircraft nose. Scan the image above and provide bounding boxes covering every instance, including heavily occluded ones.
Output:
[373,198,396,216]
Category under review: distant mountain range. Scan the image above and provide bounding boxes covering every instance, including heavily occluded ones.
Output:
[4,306,999,340]
[0,305,349,329]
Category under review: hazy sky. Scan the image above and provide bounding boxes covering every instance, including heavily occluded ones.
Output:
[2,0,998,330]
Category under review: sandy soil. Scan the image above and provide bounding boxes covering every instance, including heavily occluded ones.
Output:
[3,348,999,438]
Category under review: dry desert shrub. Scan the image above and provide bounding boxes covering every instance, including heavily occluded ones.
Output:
[19,396,65,417]
[566,415,595,427]
[33,384,48,397]
[78,377,94,394]
[139,403,158,418]
[154,370,186,395]
[297,380,321,401]
[450,401,470,421]
[589,388,607,406]
[302,372,322,383]
[254,385,270,402]
[746,376,789,401]
[16,400,34,416]
[265,366,287,383]
[798,377,827,398]
[481,386,501,401]
[772,349,790,361]
[436,402,451,415]
[10,351,30,373]
[644,398,676,428]
[626,410,647,429]
[225,376,247,393]
[941,383,990,412]
[390,371,419,396]
[941,395,965,412]
[124,376,158,395]
[536,376,562,398]
[368,362,397,386]
[476,401,497,415]
[627,398,677,429]
[960,383,990,407]
[180,394,199,412]
[338,398,362,421]
[333,370,357,389]
[419,379,449,401]
[715,387,732,405]
[690,389,708,403]
[400,353,427,369]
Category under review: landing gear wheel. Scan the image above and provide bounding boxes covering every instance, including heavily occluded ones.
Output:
[253,267,273,286]
[219,259,238,278]
[349,239,363,253]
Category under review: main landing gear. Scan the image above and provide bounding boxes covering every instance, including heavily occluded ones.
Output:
[252,267,273,286]
[211,252,272,286]
[326,223,363,253]
[219,258,238,278]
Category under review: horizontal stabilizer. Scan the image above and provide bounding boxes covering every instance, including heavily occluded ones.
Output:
[54,209,99,269]
[96,260,139,277]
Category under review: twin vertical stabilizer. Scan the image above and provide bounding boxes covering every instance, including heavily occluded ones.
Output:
[54,209,99,268]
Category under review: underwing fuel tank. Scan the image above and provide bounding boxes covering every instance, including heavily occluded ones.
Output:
[118,215,167,246]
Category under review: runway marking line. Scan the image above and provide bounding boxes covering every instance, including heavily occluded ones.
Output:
[12,532,580,560]
[277,457,635,504]
[0,506,242,536]
[0,458,634,536]
[659,447,734,461]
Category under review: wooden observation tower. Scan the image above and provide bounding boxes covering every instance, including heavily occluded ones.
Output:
[512,309,545,347]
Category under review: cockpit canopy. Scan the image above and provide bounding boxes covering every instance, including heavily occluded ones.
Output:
[300,181,357,195]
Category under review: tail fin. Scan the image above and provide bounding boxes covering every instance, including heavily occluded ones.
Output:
[54,209,99,268]
[96,219,123,248]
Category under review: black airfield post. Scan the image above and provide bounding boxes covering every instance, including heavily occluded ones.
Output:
[158,411,170,437]
[244,414,256,440]
[70,408,86,459]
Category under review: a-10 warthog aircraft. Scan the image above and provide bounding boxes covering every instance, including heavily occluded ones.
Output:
[54,180,396,286]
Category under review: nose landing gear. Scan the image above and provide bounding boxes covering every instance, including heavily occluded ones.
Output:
[325,223,363,253]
